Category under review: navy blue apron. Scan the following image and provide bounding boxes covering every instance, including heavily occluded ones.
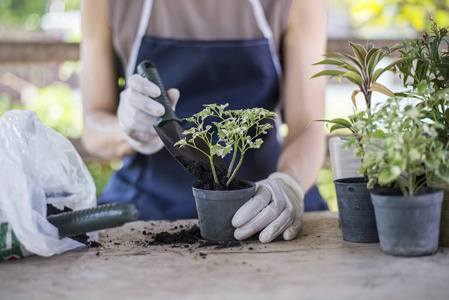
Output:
[98,0,327,219]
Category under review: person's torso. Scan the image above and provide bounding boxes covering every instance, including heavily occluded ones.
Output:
[107,0,293,73]
[99,0,293,220]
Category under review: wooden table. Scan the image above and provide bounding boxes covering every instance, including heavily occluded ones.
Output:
[1,211,448,300]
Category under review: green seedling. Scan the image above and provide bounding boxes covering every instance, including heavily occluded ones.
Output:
[175,103,276,187]
[348,97,449,195]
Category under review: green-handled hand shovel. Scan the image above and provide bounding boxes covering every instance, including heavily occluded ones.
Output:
[137,61,226,178]
[47,203,139,238]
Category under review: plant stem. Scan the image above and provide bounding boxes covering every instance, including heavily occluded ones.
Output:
[226,153,244,187]
[363,89,372,110]
[227,139,239,178]
[397,177,407,196]
[210,155,218,184]
[408,167,414,196]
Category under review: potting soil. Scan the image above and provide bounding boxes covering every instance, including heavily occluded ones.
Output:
[176,156,249,190]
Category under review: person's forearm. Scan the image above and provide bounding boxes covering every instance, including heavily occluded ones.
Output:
[277,123,326,192]
[277,0,327,192]
[80,0,133,160]
[81,110,135,159]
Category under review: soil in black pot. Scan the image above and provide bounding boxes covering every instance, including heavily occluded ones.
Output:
[176,156,249,190]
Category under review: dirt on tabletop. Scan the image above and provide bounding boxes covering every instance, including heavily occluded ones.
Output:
[176,156,250,191]
[135,224,244,250]
[46,204,101,247]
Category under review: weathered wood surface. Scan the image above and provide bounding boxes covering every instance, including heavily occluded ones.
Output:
[1,211,448,300]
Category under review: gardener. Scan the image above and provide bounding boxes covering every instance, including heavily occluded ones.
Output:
[80,0,328,243]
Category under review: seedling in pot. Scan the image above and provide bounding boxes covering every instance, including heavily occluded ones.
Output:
[349,97,449,196]
[175,103,276,188]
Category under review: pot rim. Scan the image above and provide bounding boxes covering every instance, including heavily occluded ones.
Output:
[191,180,255,192]
[371,186,442,196]
[371,187,444,208]
[192,181,256,200]
[334,177,367,185]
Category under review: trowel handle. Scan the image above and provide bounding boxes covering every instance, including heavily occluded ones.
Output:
[47,203,139,238]
[137,61,181,126]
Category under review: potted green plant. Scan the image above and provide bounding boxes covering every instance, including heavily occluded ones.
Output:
[175,103,275,241]
[395,17,449,246]
[349,96,449,256]
[311,41,407,243]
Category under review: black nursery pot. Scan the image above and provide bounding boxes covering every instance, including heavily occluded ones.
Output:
[334,177,379,243]
[371,187,443,257]
[192,181,256,242]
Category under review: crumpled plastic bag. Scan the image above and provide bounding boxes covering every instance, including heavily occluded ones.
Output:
[0,110,97,260]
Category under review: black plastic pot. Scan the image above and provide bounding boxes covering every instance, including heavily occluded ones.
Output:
[334,177,379,243]
[426,177,449,247]
[192,181,256,241]
[371,187,443,257]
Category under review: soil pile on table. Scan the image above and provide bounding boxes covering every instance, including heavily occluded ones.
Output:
[151,224,202,245]
[176,156,249,190]
[46,204,101,247]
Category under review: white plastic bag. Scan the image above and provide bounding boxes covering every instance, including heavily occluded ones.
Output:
[0,110,96,260]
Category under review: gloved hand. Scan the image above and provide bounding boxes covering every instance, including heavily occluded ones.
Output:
[117,74,180,155]
[232,172,304,243]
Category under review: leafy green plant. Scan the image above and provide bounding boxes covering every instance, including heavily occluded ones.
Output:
[175,103,276,187]
[311,41,410,133]
[395,18,449,145]
[397,17,449,93]
[348,97,449,196]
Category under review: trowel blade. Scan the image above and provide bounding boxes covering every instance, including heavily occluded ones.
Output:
[154,121,226,174]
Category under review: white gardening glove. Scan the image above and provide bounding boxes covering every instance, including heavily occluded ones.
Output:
[232,172,304,243]
[117,74,180,155]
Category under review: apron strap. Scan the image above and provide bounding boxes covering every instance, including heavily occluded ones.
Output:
[248,0,283,77]
[126,0,154,80]
[126,0,282,79]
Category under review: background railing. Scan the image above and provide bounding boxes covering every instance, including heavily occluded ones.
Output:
[0,39,403,63]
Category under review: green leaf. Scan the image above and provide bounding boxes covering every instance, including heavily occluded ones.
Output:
[327,118,353,128]
[349,42,368,67]
[378,169,398,185]
[433,63,449,69]
[368,82,395,97]
[325,52,363,70]
[351,90,359,107]
[310,70,346,79]
[365,47,380,65]
[312,58,346,66]
[373,57,414,81]
[388,44,403,53]
[210,144,232,157]
[342,71,363,87]
[323,52,351,59]
[367,51,383,76]
[330,124,349,132]
[372,130,386,139]
[366,50,385,75]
